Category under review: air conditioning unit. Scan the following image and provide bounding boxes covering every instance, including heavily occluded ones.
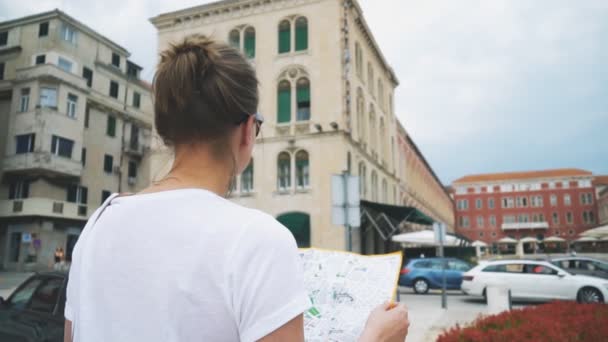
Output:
[128,177,136,186]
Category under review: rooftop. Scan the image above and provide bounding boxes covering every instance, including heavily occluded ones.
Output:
[594,175,608,186]
[0,9,130,56]
[453,168,593,184]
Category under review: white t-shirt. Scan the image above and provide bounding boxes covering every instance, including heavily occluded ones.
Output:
[65,189,309,342]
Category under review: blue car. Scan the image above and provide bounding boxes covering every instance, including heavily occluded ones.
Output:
[399,258,472,294]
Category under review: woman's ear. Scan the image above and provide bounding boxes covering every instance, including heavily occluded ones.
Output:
[240,115,255,147]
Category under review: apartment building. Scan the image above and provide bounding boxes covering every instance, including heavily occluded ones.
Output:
[0,10,153,270]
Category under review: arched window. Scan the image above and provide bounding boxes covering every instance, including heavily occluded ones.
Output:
[355,42,362,77]
[241,160,254,193]
[278,152,291,190]
[277,80,291,123]
[369,106,376,153]
[357,88,365,143]
[379,117,386,163]
[229,29,240,49]
[244,27,256,59]
[347,152,352,173]
[378,80,384,109]
[296,150,310,189]
[278,20,291,53]
[368,64,374,95]
[359,162,367,198]
[382,179,387,203]
[295,17,308,51]
[277,212,311,248]
[371,171,378,202]
[296,78,311,121]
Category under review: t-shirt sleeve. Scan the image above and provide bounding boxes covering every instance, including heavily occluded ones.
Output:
[231,214,310,342]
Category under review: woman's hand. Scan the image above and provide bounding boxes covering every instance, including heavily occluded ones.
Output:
[359,302,409,342]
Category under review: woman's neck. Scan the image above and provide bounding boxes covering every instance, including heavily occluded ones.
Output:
[143,144,234,197]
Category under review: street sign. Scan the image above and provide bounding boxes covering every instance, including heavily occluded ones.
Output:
[331,174,360,228]
[22,233,32,244]
[433,223,446,245]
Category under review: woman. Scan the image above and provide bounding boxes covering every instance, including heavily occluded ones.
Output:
[64,34,409,342]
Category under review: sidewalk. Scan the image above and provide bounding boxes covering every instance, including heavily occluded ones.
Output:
[0,272,33,298]
[398,288,496,342]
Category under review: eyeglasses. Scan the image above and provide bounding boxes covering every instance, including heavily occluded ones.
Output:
[236,112,264,137]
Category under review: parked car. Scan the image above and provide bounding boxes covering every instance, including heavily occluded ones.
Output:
[0,272,67,342]
[461,260,608,303]
[399,258,472,294]
[550,257,608,280]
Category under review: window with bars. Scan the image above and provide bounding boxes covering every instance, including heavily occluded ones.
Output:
[35,55,46,65]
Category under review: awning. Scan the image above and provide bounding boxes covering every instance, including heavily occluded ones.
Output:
[392,230,467,247]
[360,200,435,225]
[544,236,566,243]
[581,225,608,238]
[359,200,435,242]
[472,240,488,247]
[497,237,518,244]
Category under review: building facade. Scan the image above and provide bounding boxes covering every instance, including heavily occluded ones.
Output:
[451,169,599,246]
[0,10,153,270]
[595,175,608,226]
[151,0,451,253]
[396,122,454,232]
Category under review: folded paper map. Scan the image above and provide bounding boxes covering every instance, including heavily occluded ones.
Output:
[299,248,402,342]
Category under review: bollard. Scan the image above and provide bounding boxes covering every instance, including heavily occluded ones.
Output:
[486,282,511,315]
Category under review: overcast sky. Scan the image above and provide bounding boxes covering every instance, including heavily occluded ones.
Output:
[2,0,607,184]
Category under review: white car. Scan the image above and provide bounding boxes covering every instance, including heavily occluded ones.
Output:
[462,260,608,303]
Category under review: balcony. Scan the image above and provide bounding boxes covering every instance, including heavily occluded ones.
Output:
[0,198,88,221]
[502,222,549,231]
[3,152,83,179]
[15,64,88,90]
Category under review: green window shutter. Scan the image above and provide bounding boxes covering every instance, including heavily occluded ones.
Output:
[277,87,291,123]
[297,86,310,103]
[244,33,255,58]
[279,27,291,53]
[107,116,116,137]
[295,23,308,51]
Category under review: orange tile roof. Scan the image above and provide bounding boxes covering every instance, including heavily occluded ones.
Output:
[453,168,592,184]
[594,175,608,185]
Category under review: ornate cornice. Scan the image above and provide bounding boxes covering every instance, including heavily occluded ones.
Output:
[150,0,325,31]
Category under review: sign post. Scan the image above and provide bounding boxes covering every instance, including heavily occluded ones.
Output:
[332,173,360,251]
[434,222,447,309]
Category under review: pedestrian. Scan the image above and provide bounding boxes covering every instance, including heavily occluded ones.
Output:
[53,247,61,270]
[64,34,409,342]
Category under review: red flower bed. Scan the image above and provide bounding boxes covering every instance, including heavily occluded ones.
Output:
[437,302,608,342]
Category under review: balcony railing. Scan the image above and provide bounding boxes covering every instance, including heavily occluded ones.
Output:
[0,198,88,220]
[3,152,83,178]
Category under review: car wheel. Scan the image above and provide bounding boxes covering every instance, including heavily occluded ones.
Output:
[578,287,604,304]
[413,279,430,294]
